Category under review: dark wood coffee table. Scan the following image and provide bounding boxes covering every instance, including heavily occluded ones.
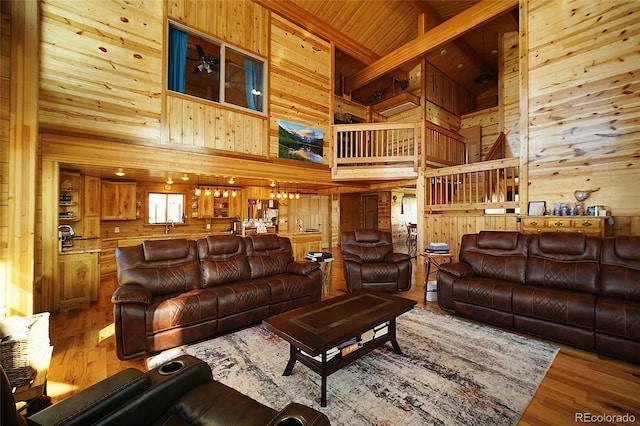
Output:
[262,290,416,406]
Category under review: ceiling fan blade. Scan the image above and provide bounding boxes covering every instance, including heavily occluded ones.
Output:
[196,44,206,60]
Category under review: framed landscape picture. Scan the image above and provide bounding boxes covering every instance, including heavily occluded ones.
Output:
[277,120,324,164]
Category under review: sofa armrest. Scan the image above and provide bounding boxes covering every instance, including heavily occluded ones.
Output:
[438,261,474,278]
[385,252,412,263]
[268,402,331,426]
[343,253,364,264]
[111,284,152,305]
[287,260,321,276]
[28,369,150,426]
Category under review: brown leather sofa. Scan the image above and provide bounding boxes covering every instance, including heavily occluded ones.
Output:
[437,231,640,364]
[1,354,330,426]
[340,229,412,293]
[113,234,322,360]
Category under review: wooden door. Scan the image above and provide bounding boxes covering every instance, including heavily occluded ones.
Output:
[340,193,362,235]
[363,195,378,229]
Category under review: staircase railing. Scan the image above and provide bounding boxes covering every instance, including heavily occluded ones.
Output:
[424,157,520,211]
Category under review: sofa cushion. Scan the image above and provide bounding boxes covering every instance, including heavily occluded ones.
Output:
[209,282,271,317]
[513,286,595,329]
[451,277,515,312]
[197,236,251,288]
[116,240,201,297]
[245,235,294,279]
[600,236,640,301]
[526,233,600,294]
[595,298,640,342]
[143,239,191,262]
[477,230,520,250]
[341,230,393,263]
[459,232,528,284]
[538,232,586,255]
[147,289,219,332]
[252,274,316,303]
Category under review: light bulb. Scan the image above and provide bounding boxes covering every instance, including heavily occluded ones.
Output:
[195,187,201,196]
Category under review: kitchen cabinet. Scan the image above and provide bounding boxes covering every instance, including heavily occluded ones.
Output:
[288,232,322,261]
[229,190,242,219]
[83,176,101,238]
[58,252,99,310]
[199,192,241,219]
[101,181,137,220]
[520,216,608,237]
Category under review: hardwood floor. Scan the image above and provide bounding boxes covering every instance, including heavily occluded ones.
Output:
[46,247,640,425]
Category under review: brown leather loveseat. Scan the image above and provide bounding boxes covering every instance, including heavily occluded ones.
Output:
[113,234,322,360]
[437,231,640,364]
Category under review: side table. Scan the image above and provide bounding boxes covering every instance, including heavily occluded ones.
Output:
[305,252,334,298]
[419,252,453,304]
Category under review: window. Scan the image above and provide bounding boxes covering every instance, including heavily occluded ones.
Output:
[148,193,185,224]
[168,23,266,113]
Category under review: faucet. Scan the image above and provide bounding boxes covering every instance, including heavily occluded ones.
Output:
[165,219,175,234]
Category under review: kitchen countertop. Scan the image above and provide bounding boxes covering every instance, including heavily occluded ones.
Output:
[60,238,102,254]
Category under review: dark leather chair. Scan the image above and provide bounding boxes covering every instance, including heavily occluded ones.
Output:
[1,354,330,426]
[340,229,412,293]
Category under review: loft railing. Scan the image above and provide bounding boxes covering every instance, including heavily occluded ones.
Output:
[423,121,467,167]
[332,120,468,175]
[424,157,520,211]
[333,122,420,173]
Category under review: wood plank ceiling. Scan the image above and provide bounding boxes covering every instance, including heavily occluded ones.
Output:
[289,0,519,106]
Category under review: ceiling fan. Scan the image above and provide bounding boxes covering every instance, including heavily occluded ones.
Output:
[191,44,220,74]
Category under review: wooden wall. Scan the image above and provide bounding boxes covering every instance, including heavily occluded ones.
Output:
[1,2,10,314]
[165,0,270,155]
[525,0,640,219]
[269,14,332,162]
[500,31,521,159]
[39,1,164,142]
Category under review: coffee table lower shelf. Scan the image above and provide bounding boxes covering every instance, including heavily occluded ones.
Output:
[282,318,402,407]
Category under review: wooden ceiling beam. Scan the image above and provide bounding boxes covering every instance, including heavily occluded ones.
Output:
[344,0,518,94]
[252,0,407,82]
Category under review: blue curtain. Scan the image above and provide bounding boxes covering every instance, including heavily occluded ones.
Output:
[168,27,187,93]
[244,58,263,112]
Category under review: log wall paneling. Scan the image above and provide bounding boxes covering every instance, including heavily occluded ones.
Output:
[500,31,520,158]
[6,0,39,316]
[165,95,268,156]
[460,107,500,159]
[167,0,269,55]
[425,63,475,116]
[39,0,163,143]
[0,3,10,315]
[423,214,520,262]
[526,0,640,218]
[269,15,332,163]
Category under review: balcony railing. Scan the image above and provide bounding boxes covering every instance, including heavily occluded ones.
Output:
[333,122,420,173]
[424,157,520,211]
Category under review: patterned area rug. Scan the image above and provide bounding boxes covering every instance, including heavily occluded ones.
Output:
[152,308,558,425]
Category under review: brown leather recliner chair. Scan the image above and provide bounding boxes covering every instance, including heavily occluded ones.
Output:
[340,229,412,293]
[1,355,330,426]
